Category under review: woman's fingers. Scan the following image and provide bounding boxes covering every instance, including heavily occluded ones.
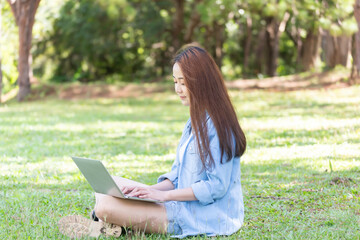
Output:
[127,187,148,197]
[131,188,164,201]
[124,187,165,201]
[120,186,127,193]
[136,189,149,198]
[121,185,138,194]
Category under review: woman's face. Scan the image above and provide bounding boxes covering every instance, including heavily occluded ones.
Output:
[173,63,190,106]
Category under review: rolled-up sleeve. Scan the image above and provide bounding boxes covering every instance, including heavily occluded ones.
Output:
[191,134,233,205]
[157,161,179,188]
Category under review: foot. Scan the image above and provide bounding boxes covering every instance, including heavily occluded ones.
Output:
[58,215,122,239]
[90,210,99,222]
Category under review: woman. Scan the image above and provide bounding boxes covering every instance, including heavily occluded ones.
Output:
[58,44,246,238]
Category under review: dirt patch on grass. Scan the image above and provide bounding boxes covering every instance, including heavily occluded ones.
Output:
[330,177,354,186]
[24,83,170,101]
[226,70,351,91]
[1,69,354,102]
[57,84,168,100]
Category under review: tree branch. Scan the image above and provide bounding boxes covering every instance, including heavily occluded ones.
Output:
[184,0,202,43]
[28,0,41,27]
[279,12,290,33]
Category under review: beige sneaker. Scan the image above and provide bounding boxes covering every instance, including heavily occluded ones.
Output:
[58,215,122,239]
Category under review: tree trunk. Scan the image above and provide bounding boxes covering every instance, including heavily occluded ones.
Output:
[7,0,41,101]
[322,31,351,68]
[204,25,215,56]
[172,0,185,52]
[285,18,303,71]
[299,30,321,71]
[0,5,2,104]
[295,28,303,70]
[265,17,280,76]
[0,59,2,104]
[213,21,225,68]
[351,33,360,83]
[254,28,266,75]
[243,15,252,76]
[352,0,360,83]
[201,22,224,68]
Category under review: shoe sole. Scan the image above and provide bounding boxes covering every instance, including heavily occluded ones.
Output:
[58,215,122,239]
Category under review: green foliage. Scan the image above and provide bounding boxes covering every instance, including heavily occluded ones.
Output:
[0,85,360,238]
[130,1,172,78]
[0,3,18,94]
[315,0,357,37]
[2,0,359,87]
[35,0,144,82]
[32,0,67,82]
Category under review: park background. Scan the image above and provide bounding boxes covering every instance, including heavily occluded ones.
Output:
[0,0,360,239]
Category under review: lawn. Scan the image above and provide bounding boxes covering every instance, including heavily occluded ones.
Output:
[0,85,359,239]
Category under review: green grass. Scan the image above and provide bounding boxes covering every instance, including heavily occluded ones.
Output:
[1,85,360,239]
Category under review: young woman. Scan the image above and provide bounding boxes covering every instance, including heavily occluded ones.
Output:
[58,45,246,238]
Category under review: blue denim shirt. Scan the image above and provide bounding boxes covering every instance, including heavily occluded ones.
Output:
[158,117,244,238]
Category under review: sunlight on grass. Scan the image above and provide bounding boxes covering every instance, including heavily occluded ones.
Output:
[245,117,360,130]
[1,86,360,239]
[245,143,360,162]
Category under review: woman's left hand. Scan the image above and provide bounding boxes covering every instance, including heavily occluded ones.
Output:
[124,186,169,202]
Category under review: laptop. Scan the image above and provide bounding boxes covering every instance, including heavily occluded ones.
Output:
[71,156,163,203]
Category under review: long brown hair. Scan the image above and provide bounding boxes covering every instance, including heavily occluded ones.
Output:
[173,44,246,169]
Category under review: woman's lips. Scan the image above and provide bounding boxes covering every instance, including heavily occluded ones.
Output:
[180,96,186,100]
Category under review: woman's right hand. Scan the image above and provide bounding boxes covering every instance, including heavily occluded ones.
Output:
[120,185,138,195]
[120,185,170,201]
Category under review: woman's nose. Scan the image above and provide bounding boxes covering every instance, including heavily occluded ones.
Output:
[175,84,182,93]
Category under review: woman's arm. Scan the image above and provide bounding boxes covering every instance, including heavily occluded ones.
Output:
[121,184,197,202]
[120,179,174,194]
[149,179,175,191]
[164,187,197,201]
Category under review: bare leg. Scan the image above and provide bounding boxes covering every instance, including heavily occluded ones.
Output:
[94,177,168,234]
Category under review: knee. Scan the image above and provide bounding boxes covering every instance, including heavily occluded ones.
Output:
[94,195,115,221]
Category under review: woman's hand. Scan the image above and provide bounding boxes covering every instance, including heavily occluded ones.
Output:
[120,186,169,202]
[120,184,196,202]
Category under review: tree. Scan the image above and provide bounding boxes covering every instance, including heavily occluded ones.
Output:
[0,2,2,104]
[284,0,322,71]
[40,0,142,82]
[172,0,185,52]
[299,29,321,71]
[183,0,202,43]
[320,0,355,69]
[322,31,351,68]
[0,58,2,103]
[195,0,238,68]
[26,0,359,84]
[6,0,41,101]
[243,14,252,74]
[264,12,290,76]
[352,0,360,83]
